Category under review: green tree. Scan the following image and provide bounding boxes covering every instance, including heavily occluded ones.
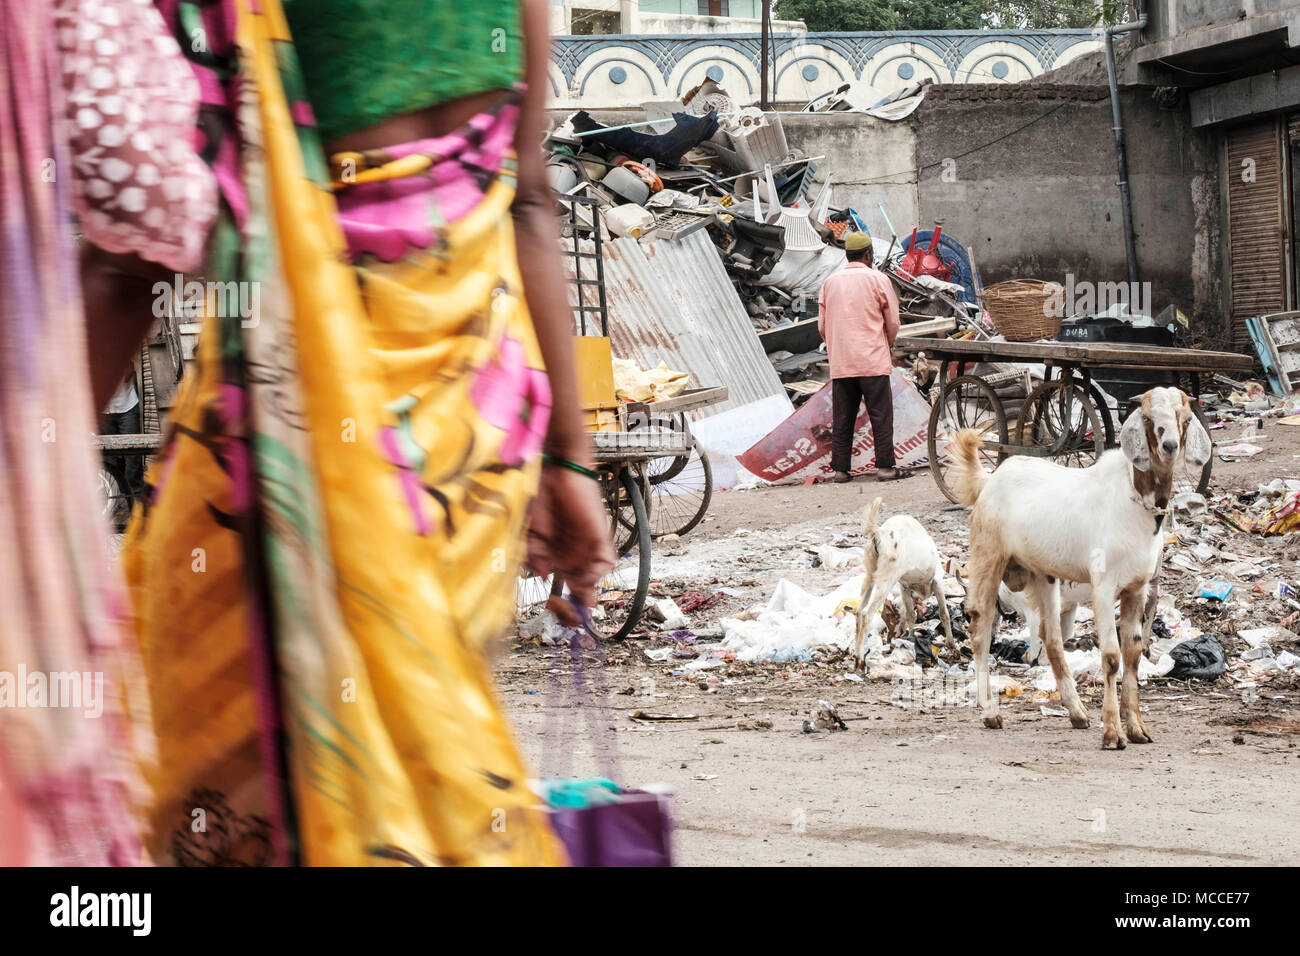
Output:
[775,0,1127,30]
[981,0,1126,28]
[775,0,985,32]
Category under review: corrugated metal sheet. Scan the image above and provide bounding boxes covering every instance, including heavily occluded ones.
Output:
[1226,118,1289,349]
[568,230,790,419]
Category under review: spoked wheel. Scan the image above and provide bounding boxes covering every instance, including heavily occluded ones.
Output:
[611,463,650,554]
[1188,402,1213,496]
[524,467,652,641]
[1088,381,1117,448]
[927,374,1008,504]
[1016,380,1105,469]
[591,466,651,640]
[97,465,130,531]
[645,412,691,484]
[647,437,713,538]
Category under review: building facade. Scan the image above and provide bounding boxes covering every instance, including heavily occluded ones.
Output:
[548,30,1103,108]
[1131,0,1300,347]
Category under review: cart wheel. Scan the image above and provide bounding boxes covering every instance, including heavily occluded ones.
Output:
[611,463,649,554]
[927,374,1008,504]
[647,413,691,485]
[97,465,130,531]
[1016,381,1105,469]
[515,565,560,611]
[594,466,652,640]
[647,438,713,538]
[1186,402,1213,497]
[1088,381,1117,448]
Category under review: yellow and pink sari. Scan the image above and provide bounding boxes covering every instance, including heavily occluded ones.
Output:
[124,0,564,865]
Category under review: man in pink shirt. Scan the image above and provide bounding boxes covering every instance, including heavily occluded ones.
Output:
[817,232,907,482]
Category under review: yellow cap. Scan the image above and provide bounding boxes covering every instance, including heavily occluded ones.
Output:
[844,232,872,252]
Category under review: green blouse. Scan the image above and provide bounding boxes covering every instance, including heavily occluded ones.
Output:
[282,0,524,144]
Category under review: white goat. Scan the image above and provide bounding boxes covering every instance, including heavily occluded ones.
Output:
[854,497,955,671]
[950,386,1211,749]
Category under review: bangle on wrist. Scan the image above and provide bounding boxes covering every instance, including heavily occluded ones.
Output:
[541,453,600,481]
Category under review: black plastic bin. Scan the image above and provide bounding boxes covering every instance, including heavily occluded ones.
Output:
[1056,317,1176,406]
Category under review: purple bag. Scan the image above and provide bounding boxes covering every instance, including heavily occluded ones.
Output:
[550,790,673,867]
[544,602,674,867]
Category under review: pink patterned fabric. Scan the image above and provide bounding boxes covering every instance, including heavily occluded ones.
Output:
[55,0,217,272]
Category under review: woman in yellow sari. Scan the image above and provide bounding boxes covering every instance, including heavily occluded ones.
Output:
[117,0,613,865]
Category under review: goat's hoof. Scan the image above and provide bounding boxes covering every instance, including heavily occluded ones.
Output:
[1069,713,1091,730]
[1126,725,1153,744]
[1102,731,1125,750]
[982,714,1003,729]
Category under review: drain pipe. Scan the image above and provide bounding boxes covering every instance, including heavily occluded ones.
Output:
[1104,0,1148,288]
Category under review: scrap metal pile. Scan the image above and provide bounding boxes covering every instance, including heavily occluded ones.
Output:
[546,82,984,405]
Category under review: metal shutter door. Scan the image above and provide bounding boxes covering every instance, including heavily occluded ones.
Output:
[1226,119,1288,349]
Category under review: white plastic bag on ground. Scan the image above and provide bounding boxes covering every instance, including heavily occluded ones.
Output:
[719,576,864,662]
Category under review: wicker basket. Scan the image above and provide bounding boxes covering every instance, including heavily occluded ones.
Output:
[982,279,1064,342]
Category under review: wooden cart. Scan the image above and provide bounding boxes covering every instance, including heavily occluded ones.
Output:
[519,386,729,641]
[893,336,1255,503]
[586,385,728,639]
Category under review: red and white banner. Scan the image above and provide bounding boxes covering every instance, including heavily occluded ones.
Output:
[738,369,940,482]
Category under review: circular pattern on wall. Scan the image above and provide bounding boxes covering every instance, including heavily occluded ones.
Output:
[896,61,915,80]
[705,65,724,82]
[609,66,627,85]
[801,63,819,81]
[991,60,1010,79]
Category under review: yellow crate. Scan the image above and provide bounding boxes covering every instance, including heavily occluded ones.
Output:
[575,336,616,408]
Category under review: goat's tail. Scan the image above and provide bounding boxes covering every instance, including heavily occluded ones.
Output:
[949,428,989,506]
[861,497,882,581]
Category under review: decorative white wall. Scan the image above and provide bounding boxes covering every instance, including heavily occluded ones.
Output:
[548,31,1103,108]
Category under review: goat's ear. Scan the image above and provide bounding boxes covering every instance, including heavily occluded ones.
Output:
[1120,409,1151,472]
[1183,413,1212,469]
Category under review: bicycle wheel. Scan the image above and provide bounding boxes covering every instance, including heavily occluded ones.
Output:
[1016,380,1105,469]
[592,466,651,641]
[927,374,1008,504]
[647,438,713,538]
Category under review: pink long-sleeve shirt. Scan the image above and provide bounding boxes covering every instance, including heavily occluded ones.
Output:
[817,262,901,378]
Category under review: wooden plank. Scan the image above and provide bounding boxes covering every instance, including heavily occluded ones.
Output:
[893,336,1254,372]
[94,433,164,454]
[898,317,956,338]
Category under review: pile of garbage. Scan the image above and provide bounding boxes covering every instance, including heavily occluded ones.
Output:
[546,82,981,405]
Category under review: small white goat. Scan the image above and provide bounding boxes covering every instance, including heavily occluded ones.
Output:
[997,576,1090,665]
[999,571,1162,664]
[854,497,955,671]
[950,386,1211,749]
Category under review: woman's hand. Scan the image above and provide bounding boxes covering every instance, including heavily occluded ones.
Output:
[527,464,616,623]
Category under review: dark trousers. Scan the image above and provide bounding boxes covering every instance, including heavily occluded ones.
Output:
[831,375,895,472]
[101,404,143,499]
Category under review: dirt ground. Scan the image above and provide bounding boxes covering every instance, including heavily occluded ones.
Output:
[501,415,1300,866]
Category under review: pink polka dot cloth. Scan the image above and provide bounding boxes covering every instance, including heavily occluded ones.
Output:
[55,0,217,273]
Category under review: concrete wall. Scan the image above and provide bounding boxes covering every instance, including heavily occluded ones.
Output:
[911,84,1224,334]
[769,113,917,235]
[1147,0,1296,43]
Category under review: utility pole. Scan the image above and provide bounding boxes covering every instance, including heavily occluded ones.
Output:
[760,0,771,110]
